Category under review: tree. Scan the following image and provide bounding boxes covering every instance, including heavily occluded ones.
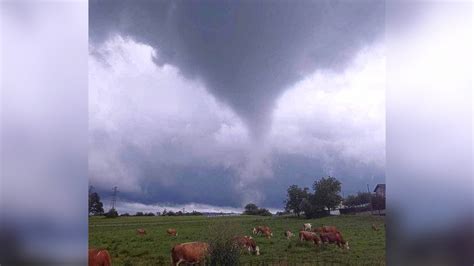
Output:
[88,186,104,216]
[312,176,343,211]
[105,208,118,218]
[343,194,358,208]
[284,185,310,217]
[299,198,314,218]
[243,203,259,215]
[256,208,272,216]
[344,192,372,208]
[243,203,273,216]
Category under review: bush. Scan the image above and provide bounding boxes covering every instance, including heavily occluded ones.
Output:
[243,203,273,216]
[135,212,144,216]
[105,208,118,218]
[207,221,240,266]
[344,192,372,208]
[256,208,272,216]
[120,213,130,217]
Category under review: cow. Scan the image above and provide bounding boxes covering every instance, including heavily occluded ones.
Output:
[252,226,263,235]
[232,236,260,255]
[313,225,338,233]
[252,226,272,238]
[303,223,312,231]
[372,224,379,231]
[167,228,178,236]
[88,248,112,266]
[261,227,273,239]
[284,230,294,240]
[136,229,146,235]
[299,231,321,246]
[171,242,209,266]
[319,232,349,249]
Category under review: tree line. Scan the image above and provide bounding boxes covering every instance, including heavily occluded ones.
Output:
[89,186,204,218]
[90,177,385,219]
[284,176,385,218]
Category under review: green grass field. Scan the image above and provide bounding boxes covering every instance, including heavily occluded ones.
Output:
[89,215,385,265]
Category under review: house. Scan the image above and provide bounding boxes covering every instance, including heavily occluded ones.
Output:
[373,184,386,198]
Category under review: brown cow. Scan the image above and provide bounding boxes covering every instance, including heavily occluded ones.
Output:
[232,236,260,255]
[167,228,178,236]
[136,229,146,235]
[252,226,264,235]
[372,224,379,231]
[299,231,321,245]
[89,248,112,266]
[171,242,209,266]
[261,228,273,239]
[313,225,338,233]
[319,232,349,249]
[252,226,272,238]
[284,230,294,240]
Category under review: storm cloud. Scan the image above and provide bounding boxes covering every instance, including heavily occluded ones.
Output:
[89,1,386,210]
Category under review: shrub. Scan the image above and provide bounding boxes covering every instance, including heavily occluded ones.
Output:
[243,203,273,216]
[256,208,272,216]
[105,208,118,218]
[207,221,240,266]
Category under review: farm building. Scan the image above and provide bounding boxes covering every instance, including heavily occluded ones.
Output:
[373,184,386,198]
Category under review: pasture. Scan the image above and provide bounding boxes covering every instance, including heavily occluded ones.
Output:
[89,215,385,265]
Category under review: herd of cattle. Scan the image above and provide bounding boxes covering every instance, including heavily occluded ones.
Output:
[89,222,381,265]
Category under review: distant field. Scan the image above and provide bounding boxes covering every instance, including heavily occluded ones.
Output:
[89,215,385,265]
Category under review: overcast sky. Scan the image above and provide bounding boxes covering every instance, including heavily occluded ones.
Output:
[89,0,386,212]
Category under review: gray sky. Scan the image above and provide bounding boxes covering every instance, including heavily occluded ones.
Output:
[89,0,386,212]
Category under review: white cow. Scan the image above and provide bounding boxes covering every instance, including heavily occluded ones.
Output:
[303,223,312,231]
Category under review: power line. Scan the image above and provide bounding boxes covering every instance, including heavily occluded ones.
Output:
[111,186,119,210]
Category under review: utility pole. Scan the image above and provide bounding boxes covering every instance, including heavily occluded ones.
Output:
[111,186,119,210]
[367,184,372,214]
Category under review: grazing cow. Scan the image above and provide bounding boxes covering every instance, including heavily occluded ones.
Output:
[171,242,209,266]
[299,231,321,245]
[284,230,294,240]
[167,228,178,236]
[89,248,112,266]
[313,225,338,233]
[252,226,264,235]
[303,223,312,231]
[261,228,273,239]
[232,236,260,255]
[372,224,379,231]
[252,226,272,237]
[136,229,146,235]
[319,232,349,249]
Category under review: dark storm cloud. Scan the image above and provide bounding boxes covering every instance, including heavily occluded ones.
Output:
[89,0,384,139]
[96,147,384,209]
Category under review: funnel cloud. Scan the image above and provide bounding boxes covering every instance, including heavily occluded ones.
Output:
[90,0,384,139]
